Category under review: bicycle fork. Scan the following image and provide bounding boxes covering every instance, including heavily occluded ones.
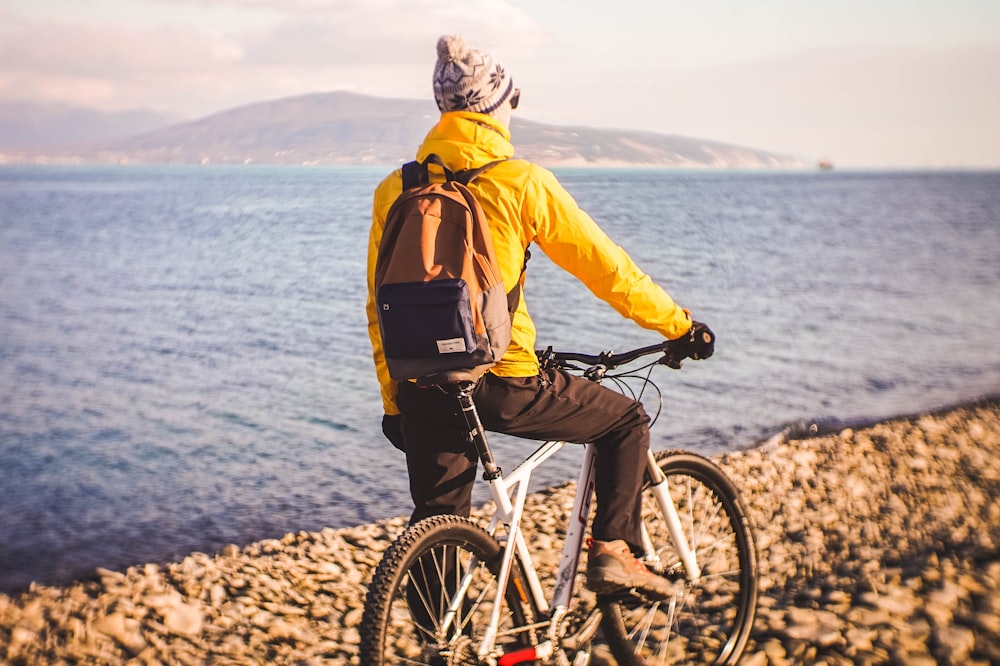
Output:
[643,452,702,580]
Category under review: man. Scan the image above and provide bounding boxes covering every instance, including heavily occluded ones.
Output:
[366,35,715,598]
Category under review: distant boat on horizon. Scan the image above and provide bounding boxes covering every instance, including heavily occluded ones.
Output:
[818,158,834,170]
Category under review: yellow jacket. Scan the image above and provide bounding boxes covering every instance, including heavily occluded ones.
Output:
[367,111,693,415]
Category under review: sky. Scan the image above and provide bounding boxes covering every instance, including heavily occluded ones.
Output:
[1,0,999,167]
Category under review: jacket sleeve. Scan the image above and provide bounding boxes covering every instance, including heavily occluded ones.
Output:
[524,165,693,340]
[366,172,402,415]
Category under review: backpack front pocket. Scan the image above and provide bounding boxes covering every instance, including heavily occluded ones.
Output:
[377,279,476,359]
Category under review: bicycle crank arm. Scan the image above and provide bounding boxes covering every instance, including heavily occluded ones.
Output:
[497,640,554,665]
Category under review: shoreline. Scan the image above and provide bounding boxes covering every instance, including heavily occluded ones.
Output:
[2,398,998,664]
[4,394,996,597]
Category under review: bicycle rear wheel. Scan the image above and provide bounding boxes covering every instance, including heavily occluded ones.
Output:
[600,450,758,665]
[358,514,540,665]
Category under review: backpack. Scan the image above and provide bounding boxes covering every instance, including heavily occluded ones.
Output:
[374,154,522,383]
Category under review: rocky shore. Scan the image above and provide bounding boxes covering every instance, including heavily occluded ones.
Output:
[2,398,998,665]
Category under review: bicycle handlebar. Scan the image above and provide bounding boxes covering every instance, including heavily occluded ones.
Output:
[537,339,685,373]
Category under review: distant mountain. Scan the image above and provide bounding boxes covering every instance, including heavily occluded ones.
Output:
[0,101,183,152]
[96,92,439,167]
[1,92,805,168]
[509,119,803,168]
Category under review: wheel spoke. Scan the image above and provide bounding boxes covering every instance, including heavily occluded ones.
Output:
[599,452,758,665]
[359,515,541,665]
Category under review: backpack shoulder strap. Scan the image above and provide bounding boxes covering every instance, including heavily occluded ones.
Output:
[404,154,458,188]
[400,159,429,190]
[408,154,507,188]
[453,159,507,186]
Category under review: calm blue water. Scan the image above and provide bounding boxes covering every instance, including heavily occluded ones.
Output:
[2,165,999,592]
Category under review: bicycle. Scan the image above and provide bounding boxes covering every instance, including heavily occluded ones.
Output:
[359,339,758,665]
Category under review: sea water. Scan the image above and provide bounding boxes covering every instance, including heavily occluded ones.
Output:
[2,165,998,591]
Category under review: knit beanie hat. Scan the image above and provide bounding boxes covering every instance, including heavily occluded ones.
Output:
[432,35,514,115]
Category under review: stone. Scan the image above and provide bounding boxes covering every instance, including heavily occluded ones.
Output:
[210,583,227,607]
[740,650,769,666]
[267,618,304,642]
[873,588,919,617]
[94,611,147,655]
[974,609,1000,634]
[9,625,36,647]
[143,589,184,610]
[923,600,953,629]
[844,626,876,653]
[343,607,364,627]
[933,625,976,664]
[163,602,203,636]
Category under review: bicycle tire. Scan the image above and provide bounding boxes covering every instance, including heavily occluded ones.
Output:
[358,514,540,665]
[599,450,758,665]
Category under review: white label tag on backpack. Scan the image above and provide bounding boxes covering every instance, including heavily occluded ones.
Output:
[436,338,467,354]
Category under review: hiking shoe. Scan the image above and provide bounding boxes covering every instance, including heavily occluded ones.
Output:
[585,539,672,599]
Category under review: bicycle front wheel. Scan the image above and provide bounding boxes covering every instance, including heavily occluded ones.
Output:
[600,450,758,665]
[358,514,540,665]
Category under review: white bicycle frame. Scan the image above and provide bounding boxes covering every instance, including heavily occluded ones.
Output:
[468,438,703,663]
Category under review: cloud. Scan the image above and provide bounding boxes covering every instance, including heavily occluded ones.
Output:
[0,12,243,77]
[0,1,547,114]
[0,8,245,110]
[543,43,1000,166]
[236,0,547,65]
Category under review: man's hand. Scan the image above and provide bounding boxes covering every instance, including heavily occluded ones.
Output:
[670,321,715,360]
[382,414,405,452]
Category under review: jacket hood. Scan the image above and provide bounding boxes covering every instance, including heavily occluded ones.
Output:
[416,112,515,170]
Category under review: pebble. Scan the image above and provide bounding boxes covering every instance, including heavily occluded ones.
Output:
[162,603,203,636]
[0,399,998,664]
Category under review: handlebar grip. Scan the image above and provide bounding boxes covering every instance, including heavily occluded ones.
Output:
[662,322,715,368]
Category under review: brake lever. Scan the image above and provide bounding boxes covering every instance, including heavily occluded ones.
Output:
[659,352,683,370]
[537,346,556,370]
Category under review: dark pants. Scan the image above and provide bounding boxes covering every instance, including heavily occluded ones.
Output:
[396,368,651,551]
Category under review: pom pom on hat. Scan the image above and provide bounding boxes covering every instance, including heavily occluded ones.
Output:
[433,35,514,115]
[437,34,470,63]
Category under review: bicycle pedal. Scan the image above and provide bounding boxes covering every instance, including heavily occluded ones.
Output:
[593,586,640,600]
[598,586,672,604]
